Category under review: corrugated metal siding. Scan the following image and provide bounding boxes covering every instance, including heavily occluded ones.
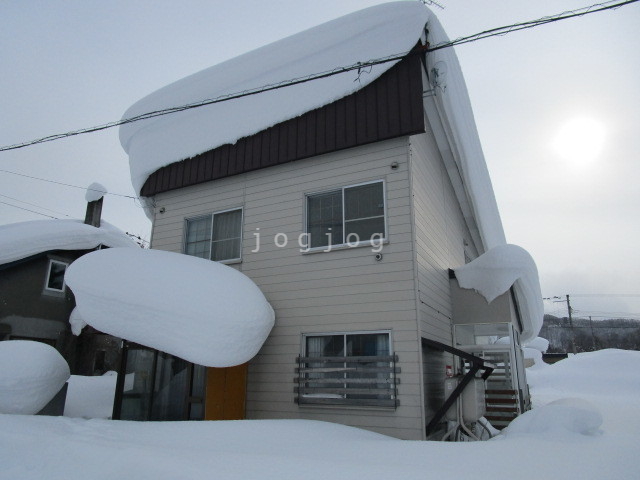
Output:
[141,55,425,197]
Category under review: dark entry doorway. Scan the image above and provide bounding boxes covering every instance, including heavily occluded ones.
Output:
[112,342,206,421]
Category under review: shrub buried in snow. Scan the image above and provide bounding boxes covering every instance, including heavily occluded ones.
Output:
[65,248,275,367]
[0,340,70,415]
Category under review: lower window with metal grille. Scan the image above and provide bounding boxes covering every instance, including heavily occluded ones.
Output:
[295,332,399,408]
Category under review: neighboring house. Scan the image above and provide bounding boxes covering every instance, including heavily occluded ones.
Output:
[0,196,138,375]
[116,2,543,439]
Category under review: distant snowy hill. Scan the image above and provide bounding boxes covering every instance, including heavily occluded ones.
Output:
[540,314,640,352]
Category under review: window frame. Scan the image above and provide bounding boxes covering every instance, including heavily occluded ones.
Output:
[302,330,394,356]
[44,259,69,293]
[297,330,398,408]
[303,179,387,252]
[183,207,244,264]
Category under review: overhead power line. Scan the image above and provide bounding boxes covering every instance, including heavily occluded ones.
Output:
[570,293,640,297]
[427,0,637,52]
[0,200,58,219]
[0,168,137,199]
[0,193,72,218]
[0,0,636,154]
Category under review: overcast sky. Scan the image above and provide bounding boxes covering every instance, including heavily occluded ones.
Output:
[1,0,638,319]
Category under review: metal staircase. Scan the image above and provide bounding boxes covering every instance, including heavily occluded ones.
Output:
[465,350,522,429]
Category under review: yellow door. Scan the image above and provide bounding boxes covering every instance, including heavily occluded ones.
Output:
[204,363,248,420]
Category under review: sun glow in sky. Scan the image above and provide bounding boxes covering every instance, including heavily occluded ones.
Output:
[552,116,606,166]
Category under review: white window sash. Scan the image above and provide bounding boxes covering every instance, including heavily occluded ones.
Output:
[305,180,387,250]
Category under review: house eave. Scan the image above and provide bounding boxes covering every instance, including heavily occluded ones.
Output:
[140,54,426,197]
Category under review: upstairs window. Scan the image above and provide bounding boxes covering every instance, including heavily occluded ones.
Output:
[306,180,386,249]
[45,260,68,292]
[184,208,243,263]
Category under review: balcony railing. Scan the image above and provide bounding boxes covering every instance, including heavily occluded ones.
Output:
[295,354,400,408]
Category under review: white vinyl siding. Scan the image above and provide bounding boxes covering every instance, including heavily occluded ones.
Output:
[408,126,478,431]
[409,127,475,344]
[150,126,477,440]
[151,138,424,440]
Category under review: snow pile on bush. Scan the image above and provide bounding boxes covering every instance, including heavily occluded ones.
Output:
[0,340,70,415]
[502,398,602,436]
[65,248,275,367]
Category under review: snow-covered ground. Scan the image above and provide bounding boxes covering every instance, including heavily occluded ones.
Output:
[526,348,640,435]
[1,349,638,479]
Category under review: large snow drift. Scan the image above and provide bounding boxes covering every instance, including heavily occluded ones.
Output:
[0,350,640,480]
[454,244,543,342]
[502,398,603,436]
[65,248,275,367]
[3,348,640,480]
[526,349,640,434]
[0,340,70,415]
[120,2,431,196]
[0,219,137,265]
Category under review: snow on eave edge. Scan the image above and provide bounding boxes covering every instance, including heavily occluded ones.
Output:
[0,219,138,266]
[422,15,506,252]
[120,2,433,197]
[453,244,544,343]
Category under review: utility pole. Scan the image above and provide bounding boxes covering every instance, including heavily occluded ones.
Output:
[589,315,597,351]
[566,294,577,354]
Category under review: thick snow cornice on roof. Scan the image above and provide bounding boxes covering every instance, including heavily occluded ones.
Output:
[454,244,544,343]
[120,1,431,196]
[120,2,543,340]
[420,16,506,250]
[0,219,138,265]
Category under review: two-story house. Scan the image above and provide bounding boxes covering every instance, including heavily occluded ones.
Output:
[115,1,543,439]
[0,194,137,375]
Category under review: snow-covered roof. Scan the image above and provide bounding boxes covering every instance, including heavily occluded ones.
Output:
[0,219,138,266]
[120,1,431,196]
[65,248,275,367]
[120,2,542,341]
[120,2,505,246]
[454,244,544,343]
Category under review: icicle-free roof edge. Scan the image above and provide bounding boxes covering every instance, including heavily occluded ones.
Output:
[120,1,432,196]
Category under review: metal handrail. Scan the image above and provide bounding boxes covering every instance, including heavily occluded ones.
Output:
[422,337,495,436]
